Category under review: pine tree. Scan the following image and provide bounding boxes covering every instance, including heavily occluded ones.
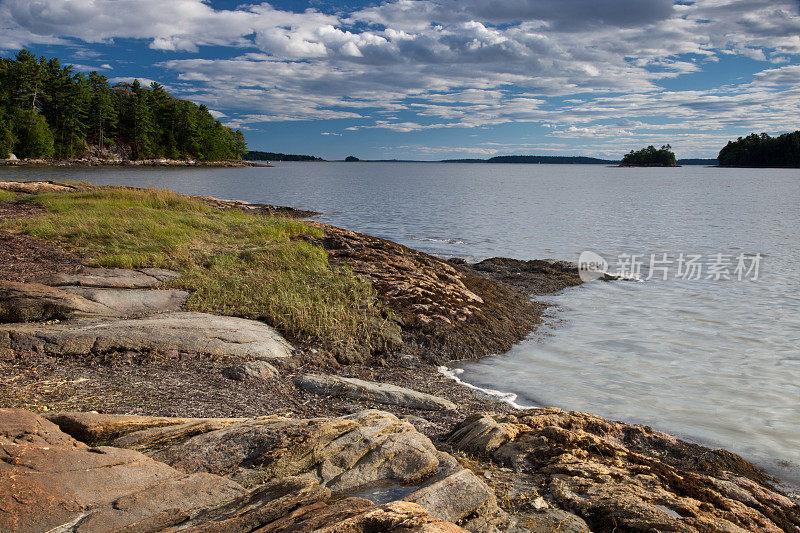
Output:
[88,72,118,151]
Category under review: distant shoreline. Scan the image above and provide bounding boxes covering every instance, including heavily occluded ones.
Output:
[1,158,270,168]
[247,154,720,165]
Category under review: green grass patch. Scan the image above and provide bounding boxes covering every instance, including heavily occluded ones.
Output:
[7,188,391,355]
[0,189,17,202]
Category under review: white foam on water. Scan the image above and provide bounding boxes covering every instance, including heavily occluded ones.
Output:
[437,365,535,410]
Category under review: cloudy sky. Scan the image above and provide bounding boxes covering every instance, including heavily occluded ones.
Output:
[2,0,799,160]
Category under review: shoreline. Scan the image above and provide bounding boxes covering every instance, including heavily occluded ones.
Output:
[1,180,798,531]
[0,158,271,168]
[441,361,800,499]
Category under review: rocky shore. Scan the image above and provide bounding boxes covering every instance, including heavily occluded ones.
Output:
[1,181,798,532]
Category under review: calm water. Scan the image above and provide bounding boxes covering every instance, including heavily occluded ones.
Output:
[3,162,799,488]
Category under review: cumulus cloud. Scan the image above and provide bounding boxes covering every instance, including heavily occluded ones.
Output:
[1,0,799,155]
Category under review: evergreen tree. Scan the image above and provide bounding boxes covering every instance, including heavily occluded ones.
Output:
[119,80,156,159]
[8,50,46,111]
[87,71,118,151]
[0,119,13,158]
[232,129,247,158]
[10,108,54,159]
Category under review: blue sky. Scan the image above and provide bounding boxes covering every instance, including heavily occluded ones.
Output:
[2,0,800,160]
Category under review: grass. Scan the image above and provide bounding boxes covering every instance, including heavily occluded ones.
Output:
[7,187,391,355]
[0,189,16,202]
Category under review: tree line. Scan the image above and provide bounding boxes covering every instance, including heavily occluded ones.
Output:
[0,50,246,161]
[718,131,800,168]
[246,151,324,162]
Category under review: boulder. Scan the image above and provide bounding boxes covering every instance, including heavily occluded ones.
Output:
[520,509,592,533]
[404,468,497,523]
[141,410,441,491]
[447,408,800,533]
[47,267,180,289]
[223,360,279,381]
[446,413,520,454]
[0,311,293,359]
[294,373,457,411]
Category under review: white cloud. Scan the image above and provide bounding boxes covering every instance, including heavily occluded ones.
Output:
[753,64,800,85]
[107,77,163,88]
[1,0,799,157]
[70,63,112,72]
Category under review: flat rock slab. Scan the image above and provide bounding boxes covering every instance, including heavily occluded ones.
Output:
[60,286,189,316]
[294,374,457,411]
[0,281,188,322]
[0,311,293,359]
[0,180,76,194]
[46,412,247,446]
[47,267,181,289]
[0,280,108,322]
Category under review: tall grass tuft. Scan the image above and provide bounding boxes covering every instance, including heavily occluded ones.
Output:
[0,189,17,202]
[8,188,390,354]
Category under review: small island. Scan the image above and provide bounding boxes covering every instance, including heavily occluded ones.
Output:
[620,145,678,167]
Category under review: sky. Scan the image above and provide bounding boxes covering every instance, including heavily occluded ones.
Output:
[2,0,800,160]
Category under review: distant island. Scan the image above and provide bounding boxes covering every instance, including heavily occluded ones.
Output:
[443,155,616,164]
[620,145,678,167]
[242,153,722,165]
[677,158,718,165]
[246,151,324,162]
[718,131,800,168]
[0,50,246,163]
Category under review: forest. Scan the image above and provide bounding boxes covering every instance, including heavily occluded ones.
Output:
[620,145,677,167]
[718,131,800,168]
[0,50,246,161]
